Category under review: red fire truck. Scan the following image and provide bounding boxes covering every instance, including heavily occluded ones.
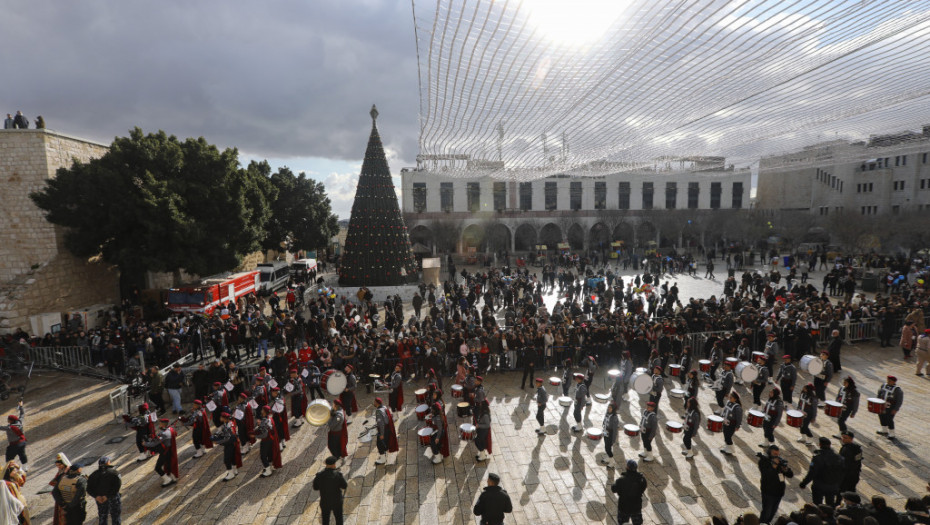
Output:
[166,270,260,316]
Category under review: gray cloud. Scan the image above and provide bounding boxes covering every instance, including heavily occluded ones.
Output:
[0,0,420,165]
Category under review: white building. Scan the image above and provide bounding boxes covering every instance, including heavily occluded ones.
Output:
[400,159,751,254]
[757,128,930,216]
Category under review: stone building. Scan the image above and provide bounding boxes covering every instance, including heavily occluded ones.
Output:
[757,128,930,216]
[401,159,750,254]
[0,129,119,335]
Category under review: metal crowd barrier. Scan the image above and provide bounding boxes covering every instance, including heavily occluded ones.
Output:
[29,345,95,371]
[108,385,129,423]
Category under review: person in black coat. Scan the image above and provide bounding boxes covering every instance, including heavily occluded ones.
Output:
[757,445,793,524]
[611,459,648,525]
[312,456,348,525]
[86,456,122,525]
[799,437,845,507]
[473,472,512,525]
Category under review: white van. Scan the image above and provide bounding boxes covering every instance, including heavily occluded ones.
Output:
[257,261,289,294]
[290,258,318,282]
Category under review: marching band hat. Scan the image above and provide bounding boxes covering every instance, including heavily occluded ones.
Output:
[887,375,897,382]
[782,354,791,359]
[271,387,280,392]
[239,392,249,399]
[333,399,343,406]
[535,378,543,383]
[221,412,231,418]
[214,381,222,386]
[476,376,483,381]
[646,401,656,407]
[573,373,584,379]
[159,418,169,423]
[374,397,383,405]
[254,375,264,380]
[6,415,17,422]
[261,405,271,412]
[193,399,202,405]
[653,365,663,372]
[290,368,298,373]
[140,403,149,410]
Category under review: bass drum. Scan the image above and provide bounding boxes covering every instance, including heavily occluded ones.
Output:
[736,362,758,383]
[305,399,332,426]
[630,370,652,395]
[799,355,823,376]
[322,370,348,396]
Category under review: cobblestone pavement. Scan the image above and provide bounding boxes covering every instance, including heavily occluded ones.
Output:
[9,336,930,525]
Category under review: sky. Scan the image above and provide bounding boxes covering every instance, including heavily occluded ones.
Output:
[1,1,419,219]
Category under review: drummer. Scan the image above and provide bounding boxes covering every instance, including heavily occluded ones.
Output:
[705,340,722,382]
[388,364,404,414]
[561,359,573,398]
[373,398,399,466]
[649,366,664,406]
[759,387,784,449]
[875,375,903,441]
[472,376,487,420]
[287,368,308,428]
[681,397,700,460]
[678,347,692,386]
[751,355,770,406]
[719,392,743,456]
[425,368,442,399]
[638,401,658,462]
[834,376,860,436]
[618,352,633,400]
[713,361,735,412]
[534,378,548,435]
[474,400,492,462]
[429,402,450,464]
[340,365,358,419]
[601,402,620,468]
[609,371,624,408]
[306,361,324,401]
[813,350,834,407]
[430,388,445,412]
[327,399,349,465]
[797,383,817,446]
[775,355,797,405]
[684,370,700,408]
[583,355,598,404]
[764,332,779,377]
[571,373,587,433]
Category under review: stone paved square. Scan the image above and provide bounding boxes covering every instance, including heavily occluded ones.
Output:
[10,330,930,524]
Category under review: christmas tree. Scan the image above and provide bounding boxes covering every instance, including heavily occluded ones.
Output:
[339,105,417,286]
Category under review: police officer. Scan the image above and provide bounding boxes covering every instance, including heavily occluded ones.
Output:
[87,456,121,525]
[313,456,348,525]
[799,437,845,506]
[838,430,863,493]
[473,473,513,525]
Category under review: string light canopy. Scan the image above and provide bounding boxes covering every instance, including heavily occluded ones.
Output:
[411,0,930,179]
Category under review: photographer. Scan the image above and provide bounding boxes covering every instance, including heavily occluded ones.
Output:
[757,444,793,524]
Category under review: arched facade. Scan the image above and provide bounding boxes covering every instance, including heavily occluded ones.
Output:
[589,222,610,251]
[514,223,536,251]
[567,223,585,250]
[539,223,562,249]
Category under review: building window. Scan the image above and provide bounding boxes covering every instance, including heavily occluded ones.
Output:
[732,182,743,209]
[618,182,630,210]
[710,182,721,209]
[412,183,427,213]
[570,181,582,211]
[493,182,507,211]
[893,181,905,191]
[467,182,481,212]
[687,182,699,209]
[903,155,907,166]
[895,156,900,167]
[860,206,878,215]
[892,205,900,214]
[921,179,928,190]
[884,158,890,167]
[642,182,654,210]
[519,182,533,210]
[665,182,677,209]
[923,152,927,164]
[545,182,558,211]
[594,181,606,210]
[440,182,454,212]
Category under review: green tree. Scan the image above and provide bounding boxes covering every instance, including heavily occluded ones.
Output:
[30,128,275,294]
[261,166,339,253]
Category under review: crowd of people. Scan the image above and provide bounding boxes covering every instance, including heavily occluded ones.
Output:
[1,249,929,524]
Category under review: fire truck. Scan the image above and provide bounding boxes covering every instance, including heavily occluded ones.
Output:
[166,270,260,316]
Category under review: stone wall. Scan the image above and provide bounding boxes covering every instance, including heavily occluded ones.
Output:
[0,129,118,335]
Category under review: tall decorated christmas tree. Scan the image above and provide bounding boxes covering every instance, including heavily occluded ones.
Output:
[338,105,417,286]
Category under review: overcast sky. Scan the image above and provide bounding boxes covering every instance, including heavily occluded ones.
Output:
[1,1,419,218]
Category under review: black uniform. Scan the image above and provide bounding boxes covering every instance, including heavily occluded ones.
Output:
[775,361,797,404]
[611,469,648,525]
[313,467,348,525]
[473,484,513,525]
[838,441,863,492]
[758,453,793,524]
[799,445,845,506]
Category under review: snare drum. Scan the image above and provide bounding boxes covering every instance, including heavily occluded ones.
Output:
[586,428,604,441]
[867,397,886,414]
[456,402,471,418]
[415,389,428,404]
[558,396,573,407]
[824,400,843,418]
[666,421,683,433]
[706,415,724,432]
[418,427,433,446]
[799,354,823,375]
[725,357,739,368]
[670,389,686,399]
[607,369,621,381]
[549,377,562,386]
[699,359,711,372]
[451,384,464,398]
[736,361,759,383]
[785,410,805,428]
[425,414,435,429]
[459,423,476,440]
[669,364,682,377]
[751,351,765,362]
[594,393,610,404]
[746,409,765,428]
[415,404,429,421]
[623,424,640,437]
